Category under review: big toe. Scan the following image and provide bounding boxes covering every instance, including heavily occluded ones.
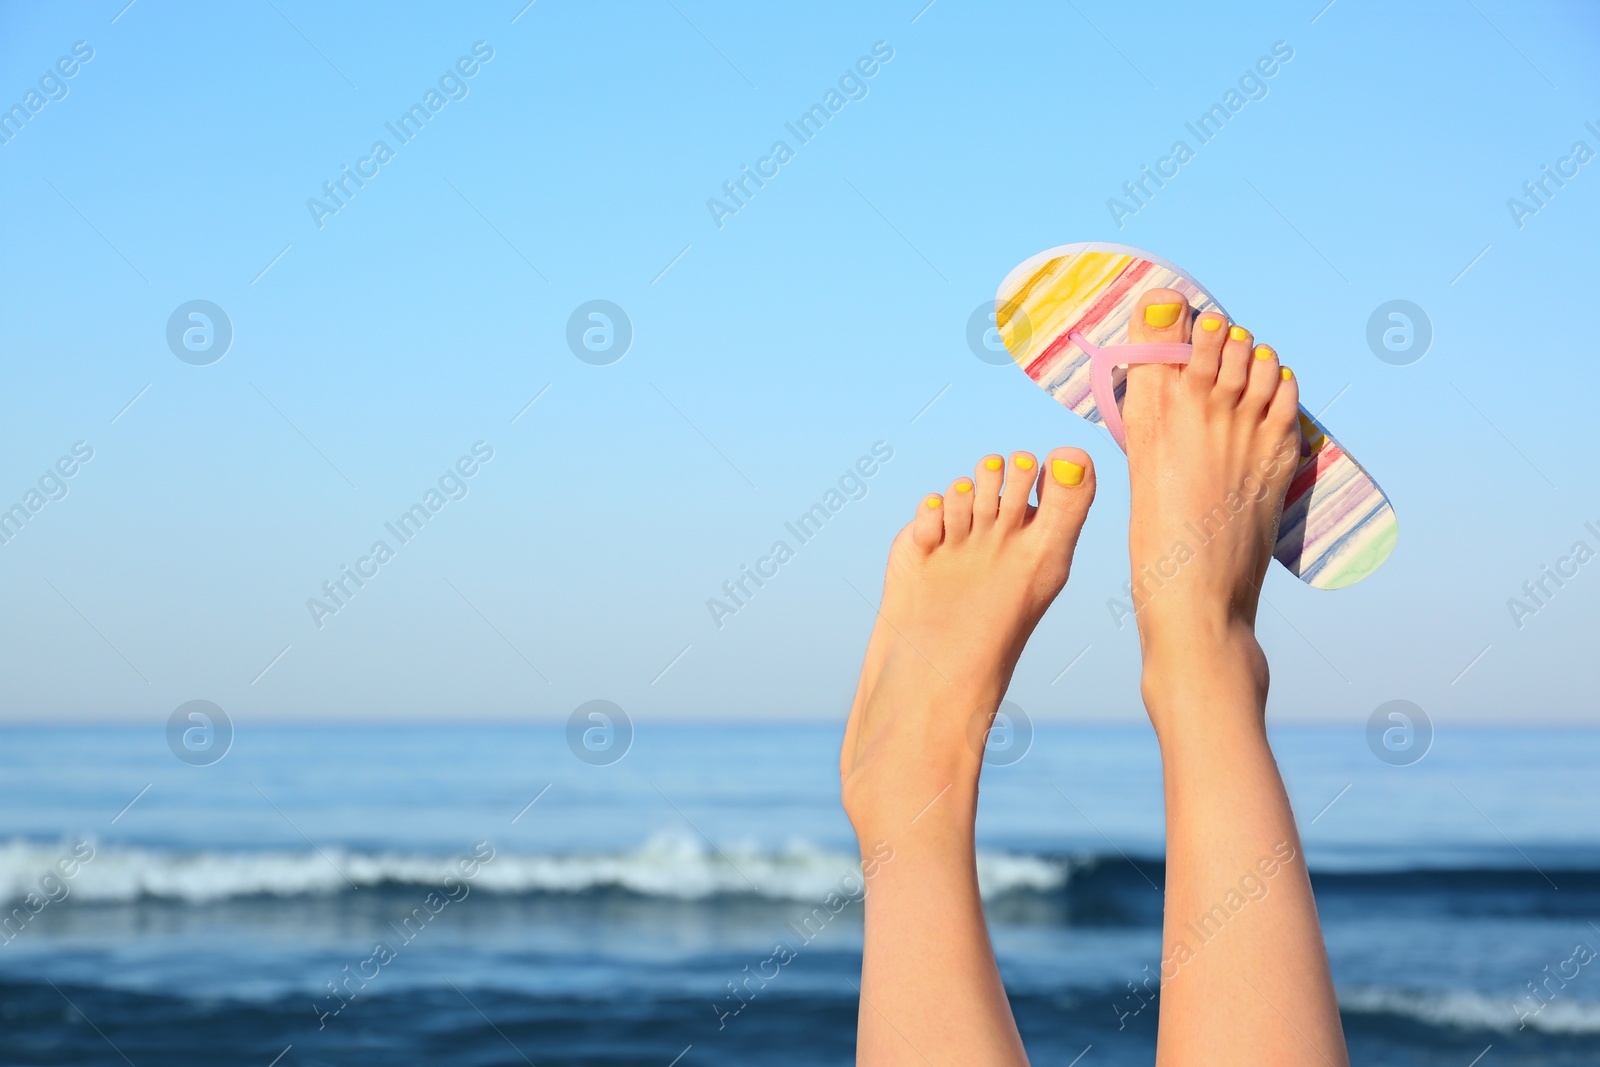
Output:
[1129,288,1193,344]
[1031,448,1095,562]
[1125,289,1192,410]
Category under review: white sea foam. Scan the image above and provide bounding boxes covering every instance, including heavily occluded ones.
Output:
[1341,986,1600,1035]
[0,835,1068,906]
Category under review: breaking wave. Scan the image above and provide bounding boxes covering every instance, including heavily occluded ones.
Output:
[0,835,1068,905]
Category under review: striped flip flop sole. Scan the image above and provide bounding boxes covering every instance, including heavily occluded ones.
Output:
[996,242,1397,590]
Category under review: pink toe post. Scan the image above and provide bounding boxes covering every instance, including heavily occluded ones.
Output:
[1071,330,1195,450]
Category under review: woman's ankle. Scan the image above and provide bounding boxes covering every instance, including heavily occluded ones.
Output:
[1139,625,1269,737]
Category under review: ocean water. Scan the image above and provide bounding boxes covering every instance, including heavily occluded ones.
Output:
[1,723,1598,1066]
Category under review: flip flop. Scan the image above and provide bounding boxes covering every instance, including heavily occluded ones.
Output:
[994,241,1397,590]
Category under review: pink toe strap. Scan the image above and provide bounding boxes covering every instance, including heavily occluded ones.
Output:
[1071,330,1194,450]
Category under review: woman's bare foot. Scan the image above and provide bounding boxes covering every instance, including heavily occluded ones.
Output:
[1120,289,1349,1066]
[840,447,1095,840]
[841,447,1094,1065]
[1121,288,1301,715]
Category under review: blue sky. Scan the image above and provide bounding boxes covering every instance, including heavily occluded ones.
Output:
[1,0,1597,725]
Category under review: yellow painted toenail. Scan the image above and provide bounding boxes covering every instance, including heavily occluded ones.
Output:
[1254,344,1275,361]
[984,457,1003,471]
[1200,315,1223,332]
[1229,325,1250,341]
[1144,302,1183,329]
[1280,366,1294,380]
[1052,459,1085,487]
[955,480,973,494]
[1014,454,1035,470]
[924,494,942,509]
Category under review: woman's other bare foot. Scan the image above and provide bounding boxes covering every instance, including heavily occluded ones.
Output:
[840,447,1096,841]
[840,447,1094,1066]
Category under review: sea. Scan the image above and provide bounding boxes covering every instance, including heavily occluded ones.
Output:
[1,723,1597,1066]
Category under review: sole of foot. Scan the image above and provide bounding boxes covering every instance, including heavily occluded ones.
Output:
[841,447,1095,839]
[1121,288,1300,705]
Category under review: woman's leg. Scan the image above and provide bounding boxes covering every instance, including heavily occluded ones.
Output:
[841,448,1096,1065]
[1122,289,1349,1065]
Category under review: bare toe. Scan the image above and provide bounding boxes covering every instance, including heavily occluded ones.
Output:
[1215,323,1254,401]
[1268,366,1300,436]
[1127,289,1192,403]
[1034,448,1096,551]
[1188,311,1227,390]
[998,452,1037,528]
[911,492,944,550]
[1130,288,1193,343]
[972,455,1004,531]
[1242,342,1281,413]
[943,477,975,543]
